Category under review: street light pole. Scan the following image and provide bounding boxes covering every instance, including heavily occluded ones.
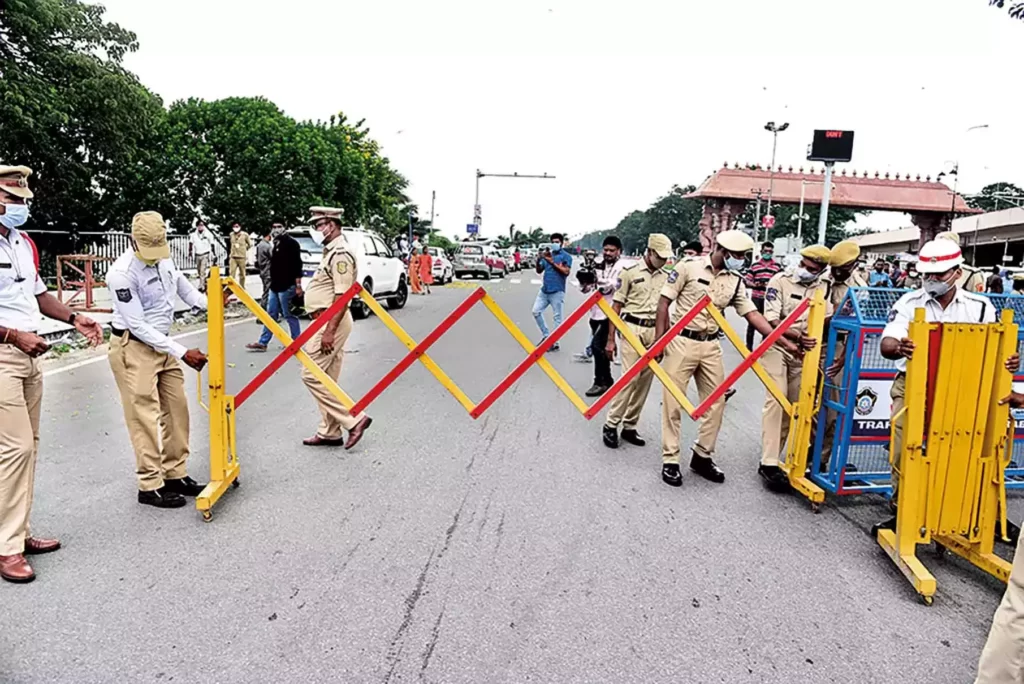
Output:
[816,162,835,246]
[472,170,555,237]
[764,121,789,221]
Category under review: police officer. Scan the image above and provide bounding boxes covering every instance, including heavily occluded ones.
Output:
[602,234,673,449]
[0,165,103,582]
[936,231,986,293]
[299,207,372,449]
[229,221,251,288]
[107,211,210,509]
[656,230,796,487]
[759,245,835,490]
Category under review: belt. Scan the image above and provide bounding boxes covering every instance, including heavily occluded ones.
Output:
[110,327,145,344]
[679,328,722,342]
[622,314,656,328]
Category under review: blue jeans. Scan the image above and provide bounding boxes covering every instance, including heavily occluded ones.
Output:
[533,289,565,338]
[258,286,301,346]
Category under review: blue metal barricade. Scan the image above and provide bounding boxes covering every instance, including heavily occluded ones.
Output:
[810,287,1024,497]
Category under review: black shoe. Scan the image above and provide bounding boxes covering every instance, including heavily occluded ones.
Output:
[548,343,560,352]
[724,388,737,403]
[690,452,725,483]
[871,515,897,539]
[620,429,646,447]
[161,476,207,497]
[758,464,790,492]
[585,384,609,398]
[662,464,682,487]
[138,489,187,509]
[603,426,619,448]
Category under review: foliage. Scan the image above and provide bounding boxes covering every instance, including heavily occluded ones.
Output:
[967,182,1024,212]
[989,0,1024,21]
[738,203,867,248]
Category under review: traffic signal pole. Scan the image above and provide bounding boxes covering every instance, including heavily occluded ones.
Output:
[473,170,555,235]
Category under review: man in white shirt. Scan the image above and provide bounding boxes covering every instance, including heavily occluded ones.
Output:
[577,236,624,397]
[107,211,210,510]
[189,219,213,292]
[0,165,102,583]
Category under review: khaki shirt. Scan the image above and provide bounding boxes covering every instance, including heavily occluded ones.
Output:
[612,260,668,318]
[660,256,756,334]
[304,235,357,313]
[230,231,251,259]
[764,271,835,335]
[958,266,986,294]
[827,270,867,310]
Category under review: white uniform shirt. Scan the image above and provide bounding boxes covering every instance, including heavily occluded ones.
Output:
[0,227,47,332]
[881,287,995,373]
[190,230,213,256]
[107,250,207,359]
[580,258,627,321]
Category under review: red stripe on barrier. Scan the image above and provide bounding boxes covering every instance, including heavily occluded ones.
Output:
[234,283,363,409]
[690,298,811,419]
[469,290,603,419]
[582,296,711,420]
[349,287,487,415]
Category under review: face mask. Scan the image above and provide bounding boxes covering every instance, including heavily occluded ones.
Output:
[924,279,951,298]
[0,203,30,229]
[725,256,745,270]
[795,267,820,284]
[761,253,773,261]
[233,226,241,233]
[271,227,285,239]
[309,228,326,246]
[551,243,562,252]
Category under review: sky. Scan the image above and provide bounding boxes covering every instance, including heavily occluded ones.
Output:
[96,0,1024,241]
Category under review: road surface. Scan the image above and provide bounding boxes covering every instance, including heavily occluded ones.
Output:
[2,274,1018,683]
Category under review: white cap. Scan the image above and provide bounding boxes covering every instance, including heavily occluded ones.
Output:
[916,239,964,274]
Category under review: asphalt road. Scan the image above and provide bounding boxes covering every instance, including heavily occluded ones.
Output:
[3,273,1019,683]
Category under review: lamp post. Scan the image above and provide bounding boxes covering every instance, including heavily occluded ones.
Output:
[473,170,555,236]
[764,121,790,223]
[937,124,989,264]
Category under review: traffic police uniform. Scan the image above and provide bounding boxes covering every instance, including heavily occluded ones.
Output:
[229,226,251,287]
[603,234,672,442]
[936,231,986,293]
[107,212,209,503]
[760,245,835,470]
[300,207,369,444]
[659,230,757,479]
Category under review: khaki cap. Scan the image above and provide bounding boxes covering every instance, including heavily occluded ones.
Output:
[716,230,754,253]
[308,206,344,224]
[800,244,831,265]
[647,233,673,259]
[935,231,960,246]
[0,165,33,199]
[829,240,861,267]
[132,211,171,261]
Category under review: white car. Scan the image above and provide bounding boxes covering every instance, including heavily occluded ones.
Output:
[427,246,453,284]
[288,227,408,319]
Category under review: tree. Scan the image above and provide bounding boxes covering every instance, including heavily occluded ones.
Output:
[741,202,867,247]
[0,0,167,230]
[641,185,703,249]
[967,182,1024,212]
[989,0,1024,21]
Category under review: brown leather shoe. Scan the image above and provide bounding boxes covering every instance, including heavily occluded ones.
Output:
[302,434,346,447]
[24,537,61,555]
[344,416,373,450]
[0,554,35,583]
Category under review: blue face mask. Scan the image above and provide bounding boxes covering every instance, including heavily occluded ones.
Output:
[551,243,562,253]
[0,203,30,229]
[725,256,745,270]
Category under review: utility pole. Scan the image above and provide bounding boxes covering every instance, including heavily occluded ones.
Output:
[764,121,789,219]
[751,188,765,243]
[473,170,555,236]
[816,162,834,246]
[429,190,436,232]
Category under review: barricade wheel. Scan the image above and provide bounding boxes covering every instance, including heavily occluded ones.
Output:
[232,479,241,489]
[811,502,821,514]
[202,510,213,523]
[920,594,934,607]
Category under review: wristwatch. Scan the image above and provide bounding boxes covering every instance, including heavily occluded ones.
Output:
[67,312,77,326]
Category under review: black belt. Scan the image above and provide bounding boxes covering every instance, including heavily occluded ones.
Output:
[110,327,145,344]
[679,329,722,342]
[622,314,656,327]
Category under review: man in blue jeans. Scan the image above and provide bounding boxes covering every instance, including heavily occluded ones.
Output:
[246,225,303,351]
[533,232,573,351]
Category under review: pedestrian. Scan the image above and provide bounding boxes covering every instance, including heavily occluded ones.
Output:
[987,266,1004,294]
[106,211,211,509]
[256,225,275,311]
[743,241,783,350]
[533,232,573,350]
[758,245,835,491]
[0,165,103,583]
[903,265,922,289]
[936,231,987,293]
[872,238,1017,534]
[602,233,673,449]
[189,219,214,292]
[1014,274,1024,294]
[513,246,522,272]
[418,246,433,294]
[656,230,796,487]
[246,224,303,352]
[578,237,624,397]
[299,207,372,449]
[868,259,893,287]
[409,246,423,295]
[681,241,702,258]
[229,222,251,288]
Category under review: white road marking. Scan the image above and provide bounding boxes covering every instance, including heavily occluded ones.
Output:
[530,279,542,285]
[511,279,522,284]
[43,319,251,377]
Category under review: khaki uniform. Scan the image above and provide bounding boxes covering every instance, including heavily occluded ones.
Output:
[301,235,366,438]
[760,272,834,467]
[819,271,867,462]
[976,529,1024,682]
[229,230,251,287]
[660,256,756,464]
[604,261,667,430]
[959,265,986,294]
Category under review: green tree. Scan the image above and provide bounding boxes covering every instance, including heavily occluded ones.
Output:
[742,203,866,247]
[989,0,1024,21]
[0,0,167,230]
[641,185,703,249]
[967,182,1024,212]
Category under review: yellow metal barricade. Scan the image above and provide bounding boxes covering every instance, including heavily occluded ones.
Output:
[876,309,1017,604]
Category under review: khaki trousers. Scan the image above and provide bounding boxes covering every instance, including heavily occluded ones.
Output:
[604,323,656,430]
[0,346,42,556]
[661,336,726,464]
[301,313,364,438]
[230,257,247,288]
[760,345,803,467]
[976,527,1024,683]
[109,337,191,491]
[889,373,906,500]
[195,253,210,292]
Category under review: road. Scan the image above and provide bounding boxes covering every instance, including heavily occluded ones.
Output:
[3,273,1019,683]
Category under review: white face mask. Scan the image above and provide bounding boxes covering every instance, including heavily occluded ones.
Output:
[795,266,820,284]
[0,203,30,229]
[233,226,241,233]
[308,228,326,246]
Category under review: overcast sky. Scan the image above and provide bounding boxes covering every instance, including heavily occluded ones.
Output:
[98,0,1024,240]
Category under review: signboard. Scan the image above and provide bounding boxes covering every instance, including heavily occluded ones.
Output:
[762,214,775,229]
[850,378,893,438]
[466,223,479,234]
[808,129,855,163]
[473,204,482,224]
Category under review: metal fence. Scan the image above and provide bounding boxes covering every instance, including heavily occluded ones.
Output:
[28,230,229,285]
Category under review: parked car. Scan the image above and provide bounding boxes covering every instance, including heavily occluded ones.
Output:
[453,243,508,279]
[427,246,453,284]
[288,227,408,319]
